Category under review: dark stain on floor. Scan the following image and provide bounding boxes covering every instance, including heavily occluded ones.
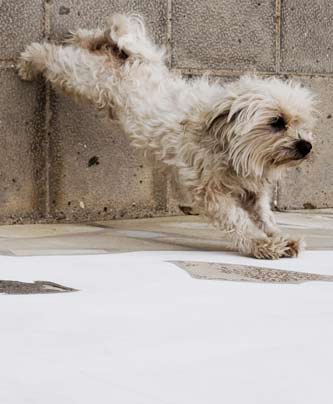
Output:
[59,6,70,15]
[171,261,333,284]
[88,156,100,167]
[0,280,78,295]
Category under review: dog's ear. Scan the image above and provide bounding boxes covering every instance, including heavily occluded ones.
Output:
[205,97,237,139]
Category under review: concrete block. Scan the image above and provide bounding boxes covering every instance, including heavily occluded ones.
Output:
[281,1,333,73]
[171,0,276,71]
[48,93,168,221]
[0,68,45,222]
[51,0,167,44]
[0,0,44,60]
[277,76,333,209]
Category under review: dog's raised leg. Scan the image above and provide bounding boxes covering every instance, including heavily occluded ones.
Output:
[103,14,165,63]
[64,28,108,51]
[62,14,165,62]
[207,194,300,259]
[17,42,112,107]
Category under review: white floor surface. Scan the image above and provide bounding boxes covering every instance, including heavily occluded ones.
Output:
[1,250,333,404]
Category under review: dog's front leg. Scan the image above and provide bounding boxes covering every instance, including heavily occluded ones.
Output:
[246,190,280,237]
[206,194,300,259]
[250,191,303,257]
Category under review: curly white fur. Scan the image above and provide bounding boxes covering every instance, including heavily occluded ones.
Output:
[17,14,318,259]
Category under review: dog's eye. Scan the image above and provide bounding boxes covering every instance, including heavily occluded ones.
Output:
[270,116,286,132]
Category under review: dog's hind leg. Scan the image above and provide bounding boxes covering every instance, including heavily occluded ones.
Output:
[63,28,108,51]
[17,42,112,108]
[103,14,166,63]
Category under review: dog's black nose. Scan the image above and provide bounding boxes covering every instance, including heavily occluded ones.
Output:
[296,140,312,157]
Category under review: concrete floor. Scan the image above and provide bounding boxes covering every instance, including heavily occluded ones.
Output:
[0,210,332,257]
[1,209,332,286]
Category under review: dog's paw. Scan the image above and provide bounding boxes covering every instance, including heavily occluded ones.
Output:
[105,14,131,44]
[249,236,304,259]
[62,30,80,45]
[17,43,46,81]
[278,236,304,258]
[17,58,36,81]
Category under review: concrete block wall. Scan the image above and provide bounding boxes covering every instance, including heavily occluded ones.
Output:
[0,0,332,223]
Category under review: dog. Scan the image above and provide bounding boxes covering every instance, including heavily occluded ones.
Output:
[17,14,318,259]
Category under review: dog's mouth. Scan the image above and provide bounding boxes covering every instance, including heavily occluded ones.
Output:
[294,153,311,161]
[272,150,312,167]
[273,158,299,167]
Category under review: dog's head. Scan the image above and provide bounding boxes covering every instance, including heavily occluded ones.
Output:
[205,76,318,177]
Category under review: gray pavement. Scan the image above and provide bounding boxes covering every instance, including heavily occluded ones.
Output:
[0,210,332,256]
[1,209,333,291]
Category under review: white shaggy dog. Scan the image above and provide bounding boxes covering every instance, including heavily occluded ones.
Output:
[17,14,318,259]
